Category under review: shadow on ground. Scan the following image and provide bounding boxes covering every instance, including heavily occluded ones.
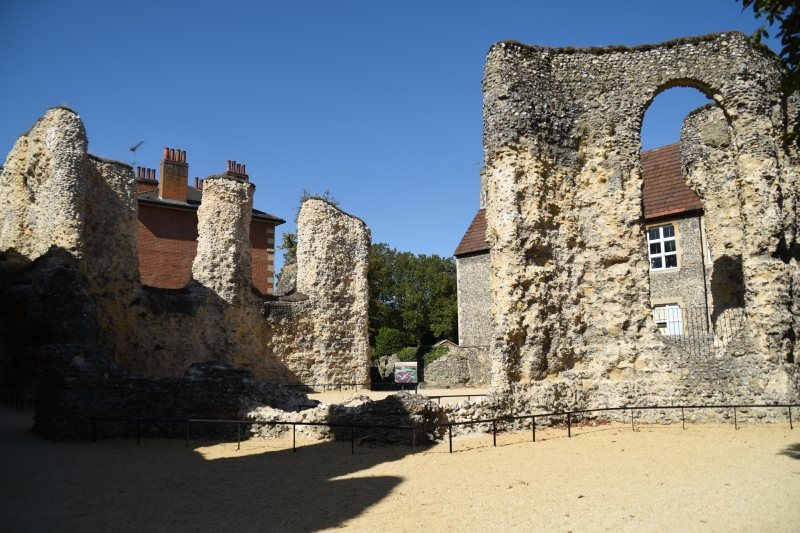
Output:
[779,442,800,461]
[0,407,417,532]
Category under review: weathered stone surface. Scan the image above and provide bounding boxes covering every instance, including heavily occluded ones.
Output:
[249,392,447,445]
[0,109,372,439]
[275,260,297,296]
[481,31,799,411]
[422,346,491,388]
[264,199,371,386]
[456,252,492,348]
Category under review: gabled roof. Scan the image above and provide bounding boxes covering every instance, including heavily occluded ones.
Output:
[454,209,489,257]
[138,186,285,224]
[641,142,704,220]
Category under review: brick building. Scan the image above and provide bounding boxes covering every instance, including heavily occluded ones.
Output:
[454,142,715,346]
[136,148,284,294]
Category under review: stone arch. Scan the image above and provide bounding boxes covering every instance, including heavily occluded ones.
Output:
[482,31,799,395]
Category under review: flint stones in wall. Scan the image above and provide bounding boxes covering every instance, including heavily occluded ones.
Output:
[0,107,88,261]
[482,31,799,408]
[265,199,371,386]
[193,175,255,305]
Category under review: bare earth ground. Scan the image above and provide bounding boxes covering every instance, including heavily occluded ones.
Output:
[1,403,799,533]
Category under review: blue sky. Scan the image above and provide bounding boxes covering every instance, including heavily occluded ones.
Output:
[0,1,780,273]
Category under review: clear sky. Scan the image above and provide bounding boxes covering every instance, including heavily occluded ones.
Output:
[0,0,780,274]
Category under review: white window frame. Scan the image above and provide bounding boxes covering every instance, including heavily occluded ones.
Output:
[647,224,678,271]
[653,304,683,336]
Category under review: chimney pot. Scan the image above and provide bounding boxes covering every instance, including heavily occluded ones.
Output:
[170,149,175,161]
[242,164,246,174]
[194,177,199,187]
[226,160,231,172]
[163,147,169,159]
[181,150,186,163]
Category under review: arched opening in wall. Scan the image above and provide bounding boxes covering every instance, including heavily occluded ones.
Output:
[640,86,745,356]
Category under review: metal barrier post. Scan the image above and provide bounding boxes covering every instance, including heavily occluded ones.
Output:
[351,426,354,455]
[493,419,497,447]
[734,407,738,430]
[790,406,793,430]
[532,416,536,442]
[682,408,685,430]
[567,413,571,438]
[237,423,241,451]
[631,410,634,431]
[137,420,140,445]
[449,425,453,454]
[292,423,296,452]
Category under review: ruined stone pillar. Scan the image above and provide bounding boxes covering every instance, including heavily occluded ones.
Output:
[0,107,88,261]
[295,198,371,386]
[192,175,254,304]
[726,92,797,362]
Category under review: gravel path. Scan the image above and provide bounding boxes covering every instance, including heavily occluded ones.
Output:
[1,405,798,532]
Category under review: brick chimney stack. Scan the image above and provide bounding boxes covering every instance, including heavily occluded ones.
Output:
[135,166,159,193]
[224,160,249,181]
[159,147,189,201]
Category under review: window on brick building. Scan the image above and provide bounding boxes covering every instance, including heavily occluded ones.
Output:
[648,224,677,270]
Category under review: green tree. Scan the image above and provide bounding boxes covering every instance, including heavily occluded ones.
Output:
[367,243,458,347]
[375,327,407,356]
[278,189,339,263]
[740,0,800,143]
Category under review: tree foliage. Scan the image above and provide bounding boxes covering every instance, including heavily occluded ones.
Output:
[278,189,339,263]
[375,327,407,356]
[368,243,458,347]
[740,0,800,143]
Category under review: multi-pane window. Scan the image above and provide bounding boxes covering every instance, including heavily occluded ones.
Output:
[647,225,677,270]
[653,304,683,336]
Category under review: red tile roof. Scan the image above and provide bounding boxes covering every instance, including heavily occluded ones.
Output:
[453,143,704,257]
[454,209,489,257]
[641,142,704,220]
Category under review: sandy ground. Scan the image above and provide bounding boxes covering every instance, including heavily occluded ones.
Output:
[1,404,799,533]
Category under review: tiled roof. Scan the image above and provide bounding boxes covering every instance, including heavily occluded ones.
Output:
[138,187,285,224]
[641,142,704,220]
[454,209,489,257]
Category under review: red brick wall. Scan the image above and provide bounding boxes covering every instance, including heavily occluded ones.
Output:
[138,204,276,292]
[251,219,276,294]
[138,204,198,288]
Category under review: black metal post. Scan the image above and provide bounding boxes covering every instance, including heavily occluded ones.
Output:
[351,426,354,455]
[734,407,738,430]
[631,410,634,431]
[790,406,793,430]
[137,420,140,445]
[493,419,497,447]
[237,423,241,451]
[567,413,572,438]
[682,407,685,430]
[292,423,296,452]
[449,425,453,454]
[532,416,536,442]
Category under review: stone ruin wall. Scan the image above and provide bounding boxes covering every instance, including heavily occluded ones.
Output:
[0,107,371,395]
[263,199,371,386]
[481,31,800,421]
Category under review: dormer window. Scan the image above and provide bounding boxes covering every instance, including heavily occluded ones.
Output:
[648,225,677,270]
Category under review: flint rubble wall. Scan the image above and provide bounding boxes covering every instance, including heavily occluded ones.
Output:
[480,31,799,419]
[0,108,372,437]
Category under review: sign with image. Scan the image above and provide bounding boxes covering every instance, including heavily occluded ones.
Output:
[394,362,418,383]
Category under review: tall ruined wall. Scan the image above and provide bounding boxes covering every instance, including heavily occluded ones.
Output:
[482,31,799,410]
[0,108,371,399]
[264,199,371,386]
